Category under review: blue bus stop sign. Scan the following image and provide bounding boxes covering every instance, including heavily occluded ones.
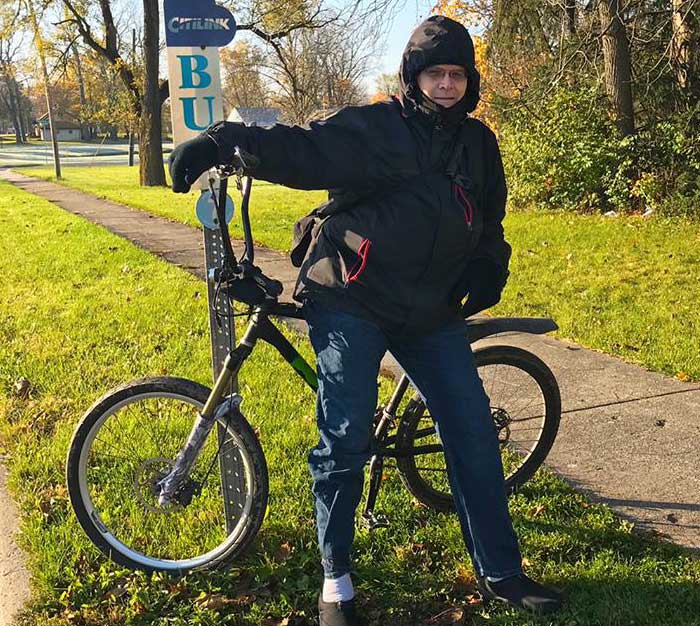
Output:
[164,0,237,48]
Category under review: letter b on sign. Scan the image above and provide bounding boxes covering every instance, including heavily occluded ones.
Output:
[178,55,212,89]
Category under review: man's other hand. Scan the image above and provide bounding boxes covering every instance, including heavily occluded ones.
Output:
[168,134,219,193]
[460,258,508,318]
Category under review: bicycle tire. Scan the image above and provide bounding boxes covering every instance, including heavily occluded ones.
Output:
[395,345,561,512]
[66,376,268,573]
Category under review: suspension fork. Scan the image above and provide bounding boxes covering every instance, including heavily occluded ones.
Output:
[361,373,411,527]
[157,311,262,506]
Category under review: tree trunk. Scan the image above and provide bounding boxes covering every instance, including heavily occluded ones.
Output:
[671,0,699,98]
[15,82,28,142]
[73,45,90,141]
[7,80,23,144]
[139,0,166,186]
[598,0,635,136]
[27,0,61,176]
[20,97,30,141]
[565,0,576,35]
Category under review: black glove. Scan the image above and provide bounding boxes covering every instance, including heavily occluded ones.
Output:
[168,134,219,193]
[460,258,508,318]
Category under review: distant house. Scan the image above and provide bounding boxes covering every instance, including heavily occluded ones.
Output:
[36,114,82,141]
[227,107,280,128]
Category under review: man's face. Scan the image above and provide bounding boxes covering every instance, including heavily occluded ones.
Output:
[416,64,468,108]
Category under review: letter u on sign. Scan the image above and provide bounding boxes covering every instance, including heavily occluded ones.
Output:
[180,96,216,131]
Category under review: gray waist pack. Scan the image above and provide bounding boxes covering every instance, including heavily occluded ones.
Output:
[290,189,376,268]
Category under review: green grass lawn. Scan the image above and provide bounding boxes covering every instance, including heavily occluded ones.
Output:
[21,165,700,382]
[2,180,700,625]
[23,164,326,252]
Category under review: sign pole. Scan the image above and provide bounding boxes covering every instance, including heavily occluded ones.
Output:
[163,0,241,532]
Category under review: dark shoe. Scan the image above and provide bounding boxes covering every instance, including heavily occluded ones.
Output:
[477,573,562,616]
[318,594,363,626]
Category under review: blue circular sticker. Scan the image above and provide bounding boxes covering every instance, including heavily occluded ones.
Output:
[196,190,234,229]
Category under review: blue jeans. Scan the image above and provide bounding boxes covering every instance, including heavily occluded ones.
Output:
[304,299,523,580]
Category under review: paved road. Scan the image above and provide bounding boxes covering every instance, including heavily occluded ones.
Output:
[0,141,173,168]
[1,167,699,622]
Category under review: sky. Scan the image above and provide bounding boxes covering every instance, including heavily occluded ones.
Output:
[19,0,436,100]
[369,0,434,87]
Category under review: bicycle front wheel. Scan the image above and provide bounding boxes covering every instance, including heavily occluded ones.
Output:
[66,377,268,573]
[395,345,561,512]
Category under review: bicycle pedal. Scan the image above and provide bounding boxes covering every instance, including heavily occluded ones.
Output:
[360,512,390,530]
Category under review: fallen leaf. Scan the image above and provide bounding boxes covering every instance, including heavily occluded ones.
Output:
[529,504,546,517]
[274,541,293,563]
[14,378,30,399]
[425,607,465,625]
[196,593,235,611]
[677,371,690,381]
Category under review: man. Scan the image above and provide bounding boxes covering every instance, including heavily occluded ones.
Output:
[169,15,562,625]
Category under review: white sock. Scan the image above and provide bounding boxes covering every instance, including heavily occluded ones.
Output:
[322,573,355,603]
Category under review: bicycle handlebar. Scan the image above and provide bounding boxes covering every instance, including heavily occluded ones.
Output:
[207,147,283,301]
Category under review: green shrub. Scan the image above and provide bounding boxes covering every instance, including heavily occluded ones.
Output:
[497,89,700,217]
[498,87,625,212]
[628,107,700,216]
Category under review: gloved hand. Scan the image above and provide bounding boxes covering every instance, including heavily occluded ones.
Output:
[460,258,508,318]
[168,134,219,193]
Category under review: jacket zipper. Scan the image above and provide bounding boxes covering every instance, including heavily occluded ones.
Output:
[452,182,474,230]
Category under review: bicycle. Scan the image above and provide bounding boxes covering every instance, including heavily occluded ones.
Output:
[66,150,561,574]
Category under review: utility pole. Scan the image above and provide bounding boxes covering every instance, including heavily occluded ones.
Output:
[26,0,61,178]
[128,28,136,166]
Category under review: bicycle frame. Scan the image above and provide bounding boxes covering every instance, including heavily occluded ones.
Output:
[158,164,559,521]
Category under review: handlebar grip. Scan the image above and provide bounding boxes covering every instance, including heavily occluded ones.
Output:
[233,146,260,171]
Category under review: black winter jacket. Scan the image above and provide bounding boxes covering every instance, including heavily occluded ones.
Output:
[206,98,511,335]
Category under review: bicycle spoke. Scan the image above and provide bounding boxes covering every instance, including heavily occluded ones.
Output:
[80,395,238,562]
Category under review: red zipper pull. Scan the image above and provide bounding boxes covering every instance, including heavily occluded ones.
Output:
[452,182,473,231]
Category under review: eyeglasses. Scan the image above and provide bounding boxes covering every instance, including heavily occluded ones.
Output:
[422,68,468,82]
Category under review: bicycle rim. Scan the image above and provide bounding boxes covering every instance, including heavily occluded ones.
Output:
[73,388,259,571]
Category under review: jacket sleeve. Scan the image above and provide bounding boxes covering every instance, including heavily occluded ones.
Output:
[205,105,383,191]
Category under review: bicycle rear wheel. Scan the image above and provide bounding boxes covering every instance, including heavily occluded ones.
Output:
[395,345,560,512]
[66,376,268,573]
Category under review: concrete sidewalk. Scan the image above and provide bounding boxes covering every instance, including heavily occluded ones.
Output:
[0,458,30,626]
[2,167,699,617]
